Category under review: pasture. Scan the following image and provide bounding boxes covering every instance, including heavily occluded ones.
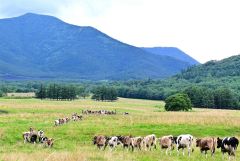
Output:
[0,98,240,161]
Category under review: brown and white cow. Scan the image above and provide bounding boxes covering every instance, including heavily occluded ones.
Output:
[131,136,143,151]
[196,137,216,157]
[159,135,175,155]
[141,134,157,151]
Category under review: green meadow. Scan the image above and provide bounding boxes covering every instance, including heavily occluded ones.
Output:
[0,98,240,161]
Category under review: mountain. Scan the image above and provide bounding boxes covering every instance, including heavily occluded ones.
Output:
[142,47,199,65]
[0,13,194,80]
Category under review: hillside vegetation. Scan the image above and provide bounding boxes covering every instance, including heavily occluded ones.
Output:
[0,98,240,161]
[112,55,240,109]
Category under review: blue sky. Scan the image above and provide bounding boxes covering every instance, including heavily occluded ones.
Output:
[0,0,239,63]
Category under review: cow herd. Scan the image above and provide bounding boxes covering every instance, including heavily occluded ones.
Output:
[93,134,239,159]
[54,113,83,126]
[82,109,117,115]
[21,109,239,159]
[22,127,53,147]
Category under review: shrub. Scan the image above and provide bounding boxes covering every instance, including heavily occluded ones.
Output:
[165,93,192,111]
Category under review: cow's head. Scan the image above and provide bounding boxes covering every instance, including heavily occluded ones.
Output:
[217,137,222,148]
[93,136,97,145]
[38,130,44,137]
[173,136,178,144]
[117,136,124,143]
[196,138,201,147]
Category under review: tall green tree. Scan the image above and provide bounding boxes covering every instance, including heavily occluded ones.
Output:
[165,93,192,111]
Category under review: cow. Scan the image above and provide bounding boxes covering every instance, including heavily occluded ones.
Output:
[108,136,121,151]
[141,134,157,151]
[72,113,83,121]
[23,131,31,143]
[38,130,45,143]
[131,136,143,151]
[28,127,38,144]
[30,133,38,144]
[44,138,54,148]
[196,137,216,158]
[159,135,175,155]
[217,137,239,159]
[54,119,60,126]
[175,134,194,156]
[93,135,109,150]
[117,136,133,151]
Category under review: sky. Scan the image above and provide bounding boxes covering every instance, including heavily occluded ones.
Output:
[0,0,239,63]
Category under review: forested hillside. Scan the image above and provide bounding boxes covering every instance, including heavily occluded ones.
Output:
[114,55,240,109]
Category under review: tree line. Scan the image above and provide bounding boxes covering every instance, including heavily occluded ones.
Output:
[36,84,77,100]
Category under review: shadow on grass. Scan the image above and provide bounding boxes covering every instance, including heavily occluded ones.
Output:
[0,109,9,114]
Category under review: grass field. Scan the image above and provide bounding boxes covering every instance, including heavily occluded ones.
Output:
[0,98,240,161]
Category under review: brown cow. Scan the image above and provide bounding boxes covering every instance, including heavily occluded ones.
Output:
[117,136,133,151]
[93,135,109,150]
[159,135,175,155]
[196,137,216,157]
[44,138,54,148]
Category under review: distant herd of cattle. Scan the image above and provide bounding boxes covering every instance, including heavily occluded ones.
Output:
[22,110,238,159]
[93,134,239,159]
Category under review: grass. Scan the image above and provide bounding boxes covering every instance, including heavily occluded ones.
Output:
[0,98,240,161]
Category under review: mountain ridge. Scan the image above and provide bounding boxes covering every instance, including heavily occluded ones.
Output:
[0,13,196,80]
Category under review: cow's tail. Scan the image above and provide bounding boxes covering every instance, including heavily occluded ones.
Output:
[235,137,239,150]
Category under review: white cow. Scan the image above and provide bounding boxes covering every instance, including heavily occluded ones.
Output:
[176,134,194,156]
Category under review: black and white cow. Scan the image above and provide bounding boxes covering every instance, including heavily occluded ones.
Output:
[108,136,121,150]
[217,137,239,159]
[175,134,194,156]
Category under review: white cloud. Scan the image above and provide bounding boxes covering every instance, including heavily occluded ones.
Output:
[0,0,240,62]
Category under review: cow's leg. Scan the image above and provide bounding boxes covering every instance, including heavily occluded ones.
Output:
[177,146,180,156]
[188,146,191,156]
[211,148,215,157]
[205,150,207,158]
[166,147,168,155]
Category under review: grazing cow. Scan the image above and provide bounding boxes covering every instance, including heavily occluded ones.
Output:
[217,137,239,159]
[23,132,31,143]
[30,133,38,144]
[44,138,54,148]
[118,136,133,151]
[54,119,60,126]
[28,127,38,144]
[176,134,194,156]
[72,113,83,121]
[131,136,143,151]
[93,135,109,150]
[59,118,65,124]
[196,137,216,157]
[159,135,175,155]
[142,134,157,151]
